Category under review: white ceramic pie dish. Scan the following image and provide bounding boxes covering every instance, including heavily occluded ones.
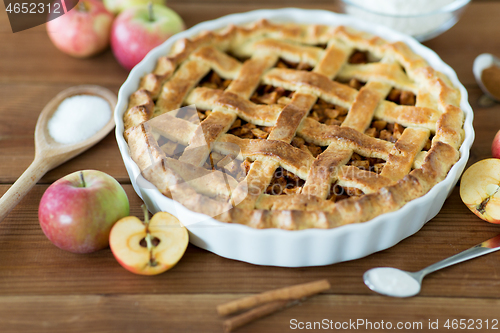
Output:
[115,8,474,267]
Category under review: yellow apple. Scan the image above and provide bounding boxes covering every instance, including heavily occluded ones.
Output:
[109,206,188,275]
[460,158,500,223]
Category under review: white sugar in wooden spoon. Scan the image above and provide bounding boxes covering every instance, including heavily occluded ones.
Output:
[0,85,117,222]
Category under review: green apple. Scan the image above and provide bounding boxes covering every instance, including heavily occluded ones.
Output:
[103,0,166,14]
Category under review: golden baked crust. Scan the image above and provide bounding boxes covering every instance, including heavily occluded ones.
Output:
[123,19,464,230]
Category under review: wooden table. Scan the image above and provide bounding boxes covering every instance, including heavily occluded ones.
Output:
[1,1,500,332]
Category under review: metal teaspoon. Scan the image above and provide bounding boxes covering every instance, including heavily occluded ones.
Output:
[364,233,500,297]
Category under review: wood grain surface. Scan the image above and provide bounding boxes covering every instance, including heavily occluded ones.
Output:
[1,1,500,332]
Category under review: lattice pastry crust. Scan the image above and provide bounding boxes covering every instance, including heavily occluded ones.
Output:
[123,19,464,230]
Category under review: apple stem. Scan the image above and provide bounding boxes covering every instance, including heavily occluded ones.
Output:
[142,204,150,226]
[77,0,86,12]
[148,2,154,22]
[80,171,86,188]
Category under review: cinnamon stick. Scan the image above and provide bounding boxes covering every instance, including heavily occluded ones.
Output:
[223,300,292,333]
[217,279,331,316]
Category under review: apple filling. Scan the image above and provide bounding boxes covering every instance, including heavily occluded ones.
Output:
[250,85,293,105]
[365,120,405,143]
[386,88,416,106]
[266,167,305,196]
[327,183,364,202]
[275,58,314,71]
[346,78,366,90]
[199,70,232,91]
[347,153,385,175]
[195,150,249,183]
[155,134,186,159]
[308,98,349,126]
[348,49,372,64]
[228,117,273,139]
[291,136,323,158]
[176,51,423,203]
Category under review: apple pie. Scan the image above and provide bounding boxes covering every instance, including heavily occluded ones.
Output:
[123,19,464,230]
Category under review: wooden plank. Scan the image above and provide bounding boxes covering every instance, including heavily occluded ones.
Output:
[0,28,129,85]
[1,184,500,298]
[2,2,499,85]
[0,132,131,184]
[1,293,500,333]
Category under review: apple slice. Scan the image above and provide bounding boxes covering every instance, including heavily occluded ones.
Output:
[109,206,188,275]
[460,158,500,223]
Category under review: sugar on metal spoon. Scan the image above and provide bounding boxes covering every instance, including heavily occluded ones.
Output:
[364,233,500,297]
[0,85,117,222]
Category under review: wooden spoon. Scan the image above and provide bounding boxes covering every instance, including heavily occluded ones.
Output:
[0,85,117,222]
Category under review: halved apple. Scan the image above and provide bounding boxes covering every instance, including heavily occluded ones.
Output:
[109,206,189,275]
[460,158,500,223]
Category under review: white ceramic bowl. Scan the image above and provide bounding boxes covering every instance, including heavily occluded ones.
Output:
[338,0,471,42]
[115,8,474,267]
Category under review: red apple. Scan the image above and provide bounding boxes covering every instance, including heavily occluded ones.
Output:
[38,170,129,253]
[46,0,114,58]
[109,205,188,275]
[492,130,500,159]
[111,4,184,70]
[460,159,500,223]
